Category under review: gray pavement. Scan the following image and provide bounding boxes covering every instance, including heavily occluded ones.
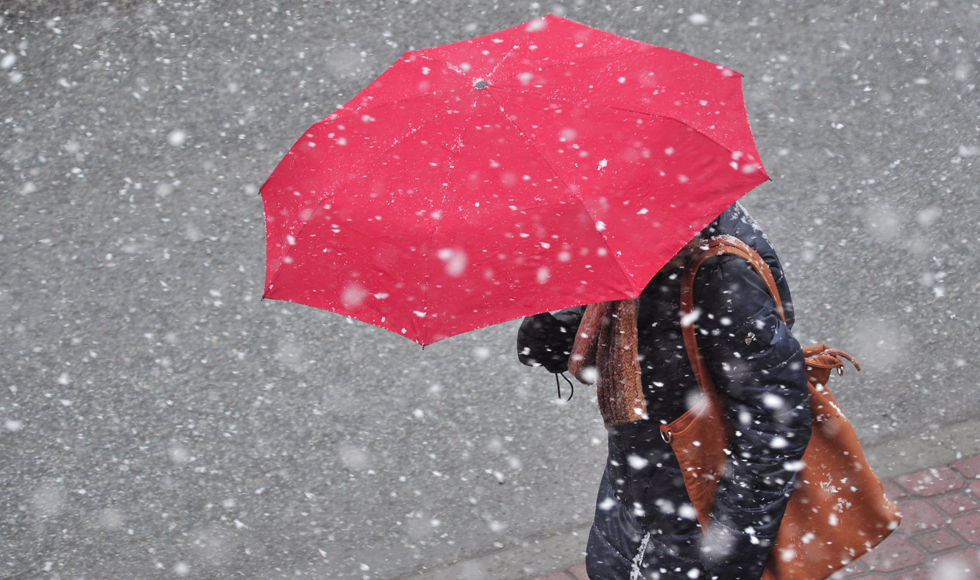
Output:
[1,1,979,579]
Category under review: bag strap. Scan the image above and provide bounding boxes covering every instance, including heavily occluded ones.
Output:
[679,235,785,398]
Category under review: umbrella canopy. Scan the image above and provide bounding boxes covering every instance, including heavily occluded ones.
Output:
[261,15,768,345]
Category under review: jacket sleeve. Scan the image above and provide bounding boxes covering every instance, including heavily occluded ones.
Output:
[693,256,811,580]
[516,306,585,374]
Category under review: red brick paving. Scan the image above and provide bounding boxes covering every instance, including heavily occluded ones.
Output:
[930,547,980,575]
[862,535,928,572]
[893,499,946,534]
[934,492,980,516]
[881,479,908,501]
[950,512,980,546]
[971,479,980,499]
[895,466,966,497]
[915,528,964,553]
[831,562,869,578]
[890,569,933,580]
[952,455,980,480]
[530,452,980,580]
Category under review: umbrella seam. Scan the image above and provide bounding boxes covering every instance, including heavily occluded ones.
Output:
[417,91,482,343]
[485,90,641,296]
[491,45,650,81]
[488,44,742,84]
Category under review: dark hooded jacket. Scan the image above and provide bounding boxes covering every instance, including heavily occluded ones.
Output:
[517,204,810,580]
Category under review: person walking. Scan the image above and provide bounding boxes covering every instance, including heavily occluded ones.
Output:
[517,203,811,580]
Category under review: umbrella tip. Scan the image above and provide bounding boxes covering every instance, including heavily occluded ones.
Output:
[473,79,488,90]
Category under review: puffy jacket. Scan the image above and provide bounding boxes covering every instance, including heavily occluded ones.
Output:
[517,203,810,580]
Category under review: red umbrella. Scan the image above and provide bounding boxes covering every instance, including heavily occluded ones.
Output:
[261,15,768,345]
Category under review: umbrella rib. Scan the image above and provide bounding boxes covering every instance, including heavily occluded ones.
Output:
[327,87,465,125]
[487,42,522,80]
[485,90,641,296]
[490,86,747,162]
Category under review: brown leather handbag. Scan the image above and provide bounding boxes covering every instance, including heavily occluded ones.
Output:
[663,235,901,580]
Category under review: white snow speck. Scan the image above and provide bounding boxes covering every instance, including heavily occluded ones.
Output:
[762,393,784,409]
[437,248,467,277]
[678,503,698,520]
[525,18,547,32]
[680,308,701,328]
[598,158,608,170]
[0,54,16,70]
[627,454,649,470]
[689,13,709,25]
[167,130,186,146]
[341,283,367,308]
[579,366,598,384]
[959,145,980,157]
[595,221,606,232]
[536,266,550,284]
[783,460,806,472]
[4,419,23,432]
[413,310,427,318]
[917,206,942,227]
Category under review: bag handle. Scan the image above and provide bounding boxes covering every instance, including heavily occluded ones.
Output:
[679,235,785,398]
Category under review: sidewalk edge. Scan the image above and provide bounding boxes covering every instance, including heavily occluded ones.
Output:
[396,417,980,580]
